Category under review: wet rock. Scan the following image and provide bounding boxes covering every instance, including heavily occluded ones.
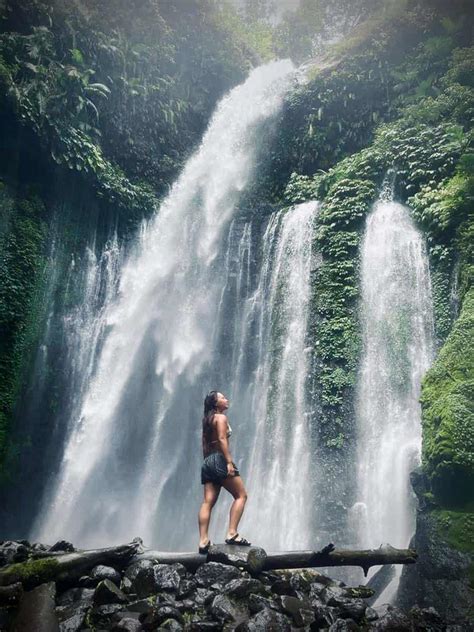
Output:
[223,578,267,599]
[89,603,125,628]
[270,578,298,597]
[152,563,185,592]
[56,601,91,632]
[370,605,411,630]
[289,572,312,594]
[328,619,361,631]
[209,593,248,624]
[194,587,216,606]
[0,582,23,607]
[248,593,276,614]
[366,606,379,622]
[12,581,59,632]
[57,587,94,607]
[0,541,29,565]
[140,604,184,630]
[408,605,445,630]
[332,598,367,622]
[278,594,314,627]
[177,577,196,599]
[122,559,155,594]
[120,598,152,616]
[0,607,13,630]
[111,618,141,632]
[93,578,128,606]
[49,540,75,553]
[194,561,241,588]
[321,584,350,604]
[91,565,122,585]
[240,606,291,631]
[159,619,184,632]
[189,622,222,631]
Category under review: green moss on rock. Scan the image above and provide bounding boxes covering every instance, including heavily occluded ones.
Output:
[421,289,474,507]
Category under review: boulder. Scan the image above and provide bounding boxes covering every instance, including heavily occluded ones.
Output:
[223,578,267,599]
[371,605,411,630]
[140,604,184,630]
[111,618,142,632]
[0,541,29,566]
[240,606,291,631]
[93,578,128,606]
[49,541,75,553]
[11,581,59,632]
[278,594,315,627]
[209,593,248,624]
[194,562,241,588]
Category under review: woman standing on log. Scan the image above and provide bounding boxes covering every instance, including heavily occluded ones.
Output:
[198,390,251,553]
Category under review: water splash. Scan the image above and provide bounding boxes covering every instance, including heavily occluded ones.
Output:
[350,197,435,602]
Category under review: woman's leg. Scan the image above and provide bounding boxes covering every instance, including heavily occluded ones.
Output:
[198,482,221,546]
[222,475,248,539]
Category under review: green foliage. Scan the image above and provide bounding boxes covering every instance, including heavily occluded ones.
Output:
[308,179,376,448]
[0,187,47,481]
[421,289,474,507]
[0,556,60,588]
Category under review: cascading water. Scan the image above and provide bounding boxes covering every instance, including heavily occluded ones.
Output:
[32,60,301,550]
[350,189,435,602]
[211,201,320,550]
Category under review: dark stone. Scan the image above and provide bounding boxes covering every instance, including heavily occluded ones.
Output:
[328,619,361,631]
[57,587,94,607]
[177,578,196,599]
[223,578,267,599]
[194,587,216,606]
[124,598,154,615]
[365,606,379,622]
[0,582,23,607]
[111,618,141,632]
[122,559,155,594]
[278,595,315,627]
[159,619,184,632]
[0,541,29,565]
[208,544,267,573]
[370,605,411,630]
[331,598,367,622]
[408,605,445,631]
[194,561,241,588]
[321,585,350,605]
[189,622,222,631]
[241,606,291,631]
[248,593,276,614]
[290,572,312,593]
[152,563,184,592]
[89,603,125,628]
[140,604,184,630]
[0,607,13,630]
[396,510,474,621]
[312,604,333,629]
[270,578,298,597]
[12,581,59,632]
[49,540,75,553]
[91,565,122,586]
[93,579,128,606]
[56,601,91,632]
[209,593,248,624]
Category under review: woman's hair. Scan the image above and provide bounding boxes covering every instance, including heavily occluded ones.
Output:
[202,390,219,449]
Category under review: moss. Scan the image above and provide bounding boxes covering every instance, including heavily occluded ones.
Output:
[433,508,474,588]
[0,557,60,588]
[421,289,474,507]
[0,187,48,481]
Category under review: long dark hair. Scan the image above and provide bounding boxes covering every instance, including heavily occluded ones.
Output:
[202,390,219,449]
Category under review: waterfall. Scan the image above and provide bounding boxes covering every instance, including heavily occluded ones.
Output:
[32,60,297,549]
[212,201,320,550]
[350,193,435,602]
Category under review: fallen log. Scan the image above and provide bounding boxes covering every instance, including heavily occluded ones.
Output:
[133,543,417,576]
[0,540,141,590]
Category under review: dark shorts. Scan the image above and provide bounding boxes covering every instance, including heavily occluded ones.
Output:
[201,451,240,485]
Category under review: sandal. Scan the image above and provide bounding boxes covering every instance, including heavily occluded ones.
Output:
[198,540,211,554]
[225,533,251,546]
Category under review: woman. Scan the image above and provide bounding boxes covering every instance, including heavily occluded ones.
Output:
[198,390,251,553]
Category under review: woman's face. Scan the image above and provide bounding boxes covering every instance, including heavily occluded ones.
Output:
[216,392,229,412]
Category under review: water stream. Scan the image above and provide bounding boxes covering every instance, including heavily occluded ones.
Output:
[350,191,435,603]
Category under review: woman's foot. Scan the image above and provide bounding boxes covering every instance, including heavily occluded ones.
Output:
[225,532,251,546]
[198,538,211,554]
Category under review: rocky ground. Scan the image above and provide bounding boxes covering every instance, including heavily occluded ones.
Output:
[0,539,472,631]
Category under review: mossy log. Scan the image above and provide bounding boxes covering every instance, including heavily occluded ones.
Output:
[134,543,417,576]
[0,541,141,590]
